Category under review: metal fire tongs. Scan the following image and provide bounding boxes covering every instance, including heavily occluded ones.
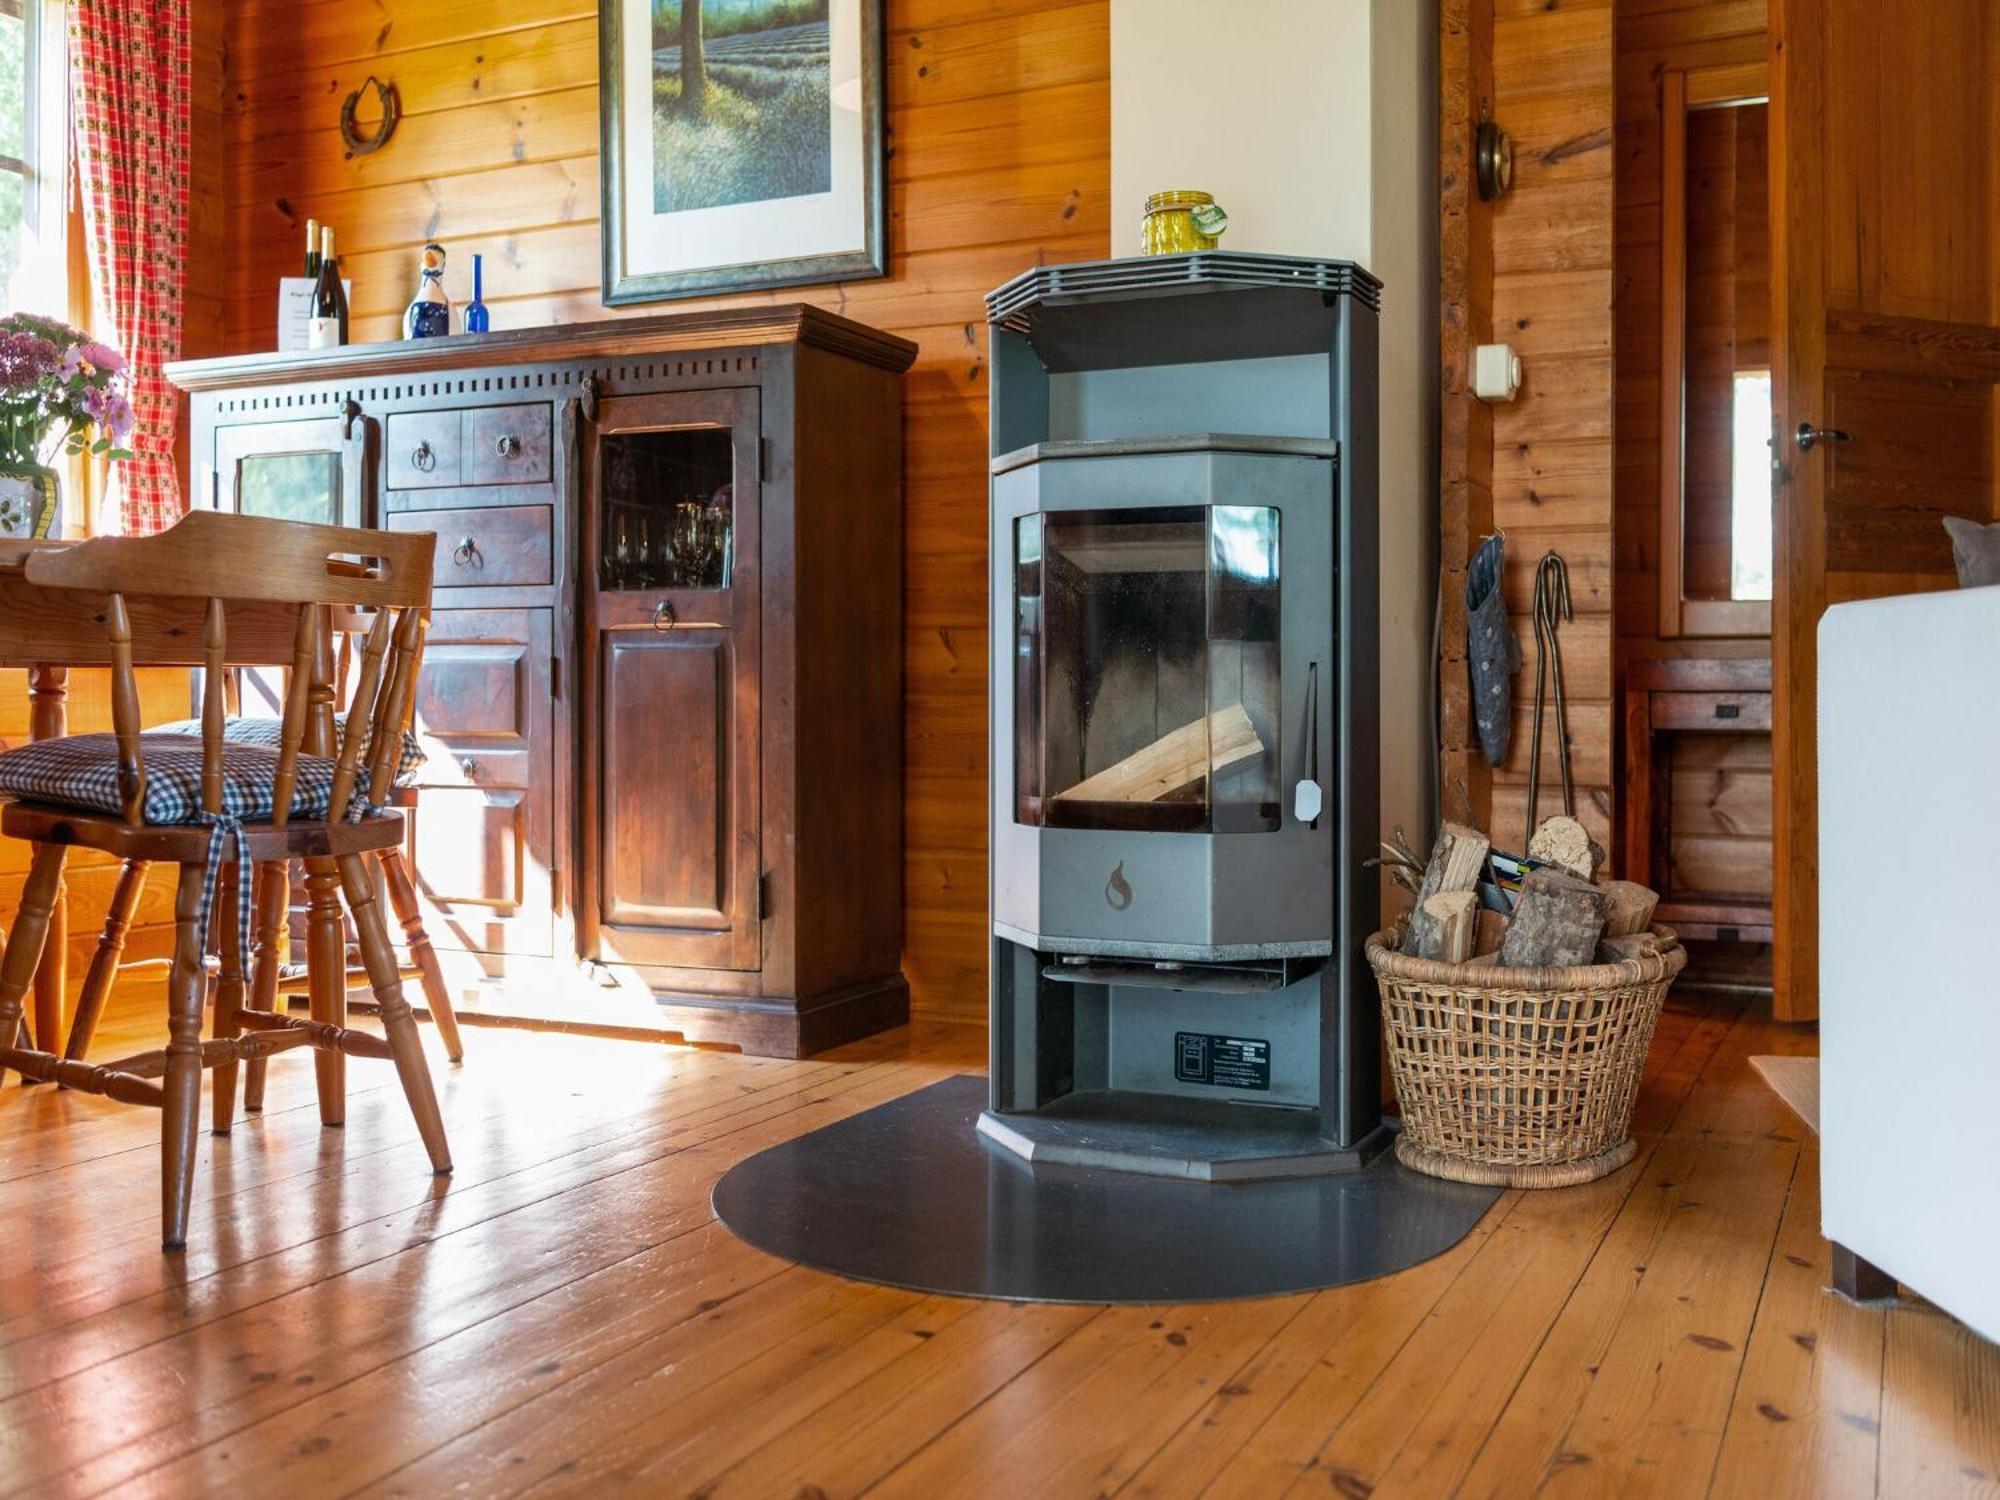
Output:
[1525,550,1574,847]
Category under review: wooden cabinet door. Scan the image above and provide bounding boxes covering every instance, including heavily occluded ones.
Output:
[1770,0,2000,1017]
[210,414,373,528]
[582,388,762,973]
[405,608,556,957]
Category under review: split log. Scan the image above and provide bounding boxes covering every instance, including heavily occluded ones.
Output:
[1474,907,1509,958]
[1499,868,1609,967]
[1600,880,1660,938]
[1405,821,1491,959]
[1054,703,1263,804]
[1421,890,1479,965]
[1527,815,1597,879]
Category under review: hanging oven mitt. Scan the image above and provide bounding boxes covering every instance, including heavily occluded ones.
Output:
[1465,532,1518,767]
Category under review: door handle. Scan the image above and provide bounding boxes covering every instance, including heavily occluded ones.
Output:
[1796,421,1851,452]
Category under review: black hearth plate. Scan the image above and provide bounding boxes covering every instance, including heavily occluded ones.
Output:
[711,1076,1502,1304]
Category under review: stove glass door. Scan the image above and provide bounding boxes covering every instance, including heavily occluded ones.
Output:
[1016,504,1281,833]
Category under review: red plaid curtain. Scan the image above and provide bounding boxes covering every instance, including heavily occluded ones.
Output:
[68,0,191,535]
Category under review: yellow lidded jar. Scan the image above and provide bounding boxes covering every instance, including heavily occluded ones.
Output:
[1141,190,1230,255]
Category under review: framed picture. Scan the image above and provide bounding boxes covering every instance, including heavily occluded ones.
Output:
[599,0,886,305]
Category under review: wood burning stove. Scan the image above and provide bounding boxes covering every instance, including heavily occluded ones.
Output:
[981,254,1386,1180]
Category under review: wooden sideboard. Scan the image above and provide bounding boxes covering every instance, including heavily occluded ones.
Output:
[165,308,917,1057]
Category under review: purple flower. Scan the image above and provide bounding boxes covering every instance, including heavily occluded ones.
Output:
[80,340,124,374]
[0,333,61,392]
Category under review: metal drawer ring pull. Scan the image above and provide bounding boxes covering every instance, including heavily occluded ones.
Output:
[452,535,480,568]
[495,433,522,458]
[652,600,677,631]
[412,440,436,473]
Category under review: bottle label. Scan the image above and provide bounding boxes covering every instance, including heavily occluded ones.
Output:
[307,315,339,350]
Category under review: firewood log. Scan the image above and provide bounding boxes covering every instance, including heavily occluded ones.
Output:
[1499,868,1610,967]
[1406,821,1491,959]
[1527,815,1597,879]
[1473,907,1509,957]
[1421,890,1479,965]
[1054,703,1263,804]
[1599,880,1660,938]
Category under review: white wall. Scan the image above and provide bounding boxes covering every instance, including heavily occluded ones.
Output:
[1110,0,1441,905]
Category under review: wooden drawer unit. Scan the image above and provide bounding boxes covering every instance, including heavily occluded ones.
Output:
[388,504,553,589]
[407,608,556,956]
[384,410,462,489]
[1650,690,1772,732]
[464,404,553,486]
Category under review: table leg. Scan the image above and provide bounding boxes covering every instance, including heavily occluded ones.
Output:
[28,665,67,1064]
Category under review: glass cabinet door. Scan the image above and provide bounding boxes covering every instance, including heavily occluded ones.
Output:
[212,414,363,527]
[598,425,735,592]
[1015,504,1281,834]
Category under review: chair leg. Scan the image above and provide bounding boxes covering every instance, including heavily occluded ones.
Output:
[337,853,451,1175]
[378,847,463,1064]
[63,858,149,1069]
[242,860,290,1114]
[0,845,68,1091]
[211,867,246,1136]
[304,856,347,1127]
[162,862,208,1252]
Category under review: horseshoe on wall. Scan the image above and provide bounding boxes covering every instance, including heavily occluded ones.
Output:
[340,75,401,158]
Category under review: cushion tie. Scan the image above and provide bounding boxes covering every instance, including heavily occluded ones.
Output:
[194,812,255,965]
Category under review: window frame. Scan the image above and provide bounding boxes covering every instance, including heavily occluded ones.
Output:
[2,0,71,318]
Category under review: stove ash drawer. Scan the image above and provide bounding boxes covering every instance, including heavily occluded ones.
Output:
[388,504,553,589]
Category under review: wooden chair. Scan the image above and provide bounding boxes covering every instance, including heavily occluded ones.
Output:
[59,612,467,1103]
[0,512,452,1250]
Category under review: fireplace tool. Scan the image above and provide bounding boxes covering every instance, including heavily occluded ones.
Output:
[1525,549,1574,847]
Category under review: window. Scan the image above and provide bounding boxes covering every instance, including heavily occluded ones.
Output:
[1731,370,1774,601]
[1,0,68,316]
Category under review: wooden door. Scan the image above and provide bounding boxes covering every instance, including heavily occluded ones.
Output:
[1770,0,2000,1018]
[405,608,557,957]
[580,388,762,973]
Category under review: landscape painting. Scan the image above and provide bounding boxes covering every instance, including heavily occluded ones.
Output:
[602,0,883,303]
[653,0,832,213]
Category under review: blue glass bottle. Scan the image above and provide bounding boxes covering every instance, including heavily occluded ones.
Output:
[403,242,451,339]
[464,253,490,334]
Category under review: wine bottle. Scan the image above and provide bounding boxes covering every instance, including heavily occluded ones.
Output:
[403,242,451,340]
[464,252,490,334]
[307,226,346,349]
[304,218,320,278]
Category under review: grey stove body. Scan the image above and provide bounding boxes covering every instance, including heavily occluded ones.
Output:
[982,253,1387,1181]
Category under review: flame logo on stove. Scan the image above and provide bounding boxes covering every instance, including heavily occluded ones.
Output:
[1105,861,1133,911]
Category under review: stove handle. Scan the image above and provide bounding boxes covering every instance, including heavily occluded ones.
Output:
[1293,661,1323,828]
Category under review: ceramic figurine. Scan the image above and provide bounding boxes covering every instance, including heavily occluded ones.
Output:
[403,243,452,339]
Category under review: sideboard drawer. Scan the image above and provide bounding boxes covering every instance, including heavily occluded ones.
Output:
[1651,690,1772,732]
[389,503,552,588]
[463,404,553,486]
[384,410,462,489]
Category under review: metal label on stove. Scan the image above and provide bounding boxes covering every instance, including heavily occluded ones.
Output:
[1173,1032,1271,1091]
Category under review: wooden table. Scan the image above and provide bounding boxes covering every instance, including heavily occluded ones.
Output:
[0,540,311,1067]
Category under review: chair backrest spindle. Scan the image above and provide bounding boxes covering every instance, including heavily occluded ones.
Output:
[201,599,228,818]
[270,604,320,829]
[330,610,393,819]
[107,593,146,825]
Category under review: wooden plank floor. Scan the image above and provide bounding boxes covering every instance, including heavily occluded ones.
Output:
[2,984,1996,1497]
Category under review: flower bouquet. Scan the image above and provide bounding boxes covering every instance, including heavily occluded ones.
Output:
[0,313,134,538]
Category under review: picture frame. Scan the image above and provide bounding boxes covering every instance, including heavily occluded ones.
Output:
[598,0,886,306]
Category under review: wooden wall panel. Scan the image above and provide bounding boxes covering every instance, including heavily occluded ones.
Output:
[1484,0,1616,852]
[191,0,1110,1024]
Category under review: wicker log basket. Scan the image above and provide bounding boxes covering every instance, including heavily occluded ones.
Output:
[1366,923,1687,1188]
